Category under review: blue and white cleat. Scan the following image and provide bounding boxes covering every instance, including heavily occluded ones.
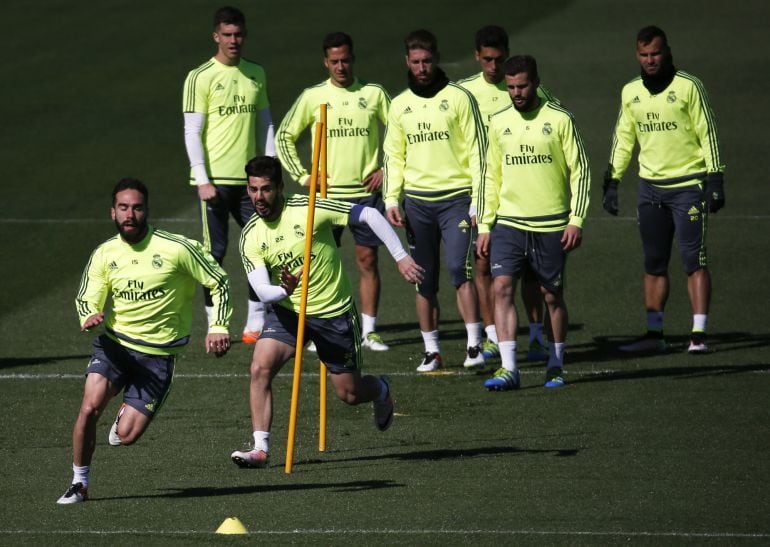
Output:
[484,368,520,391]
[544,367,565,388]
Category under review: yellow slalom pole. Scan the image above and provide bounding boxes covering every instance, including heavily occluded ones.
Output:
[285,120,324,474]
[319,103,328,453]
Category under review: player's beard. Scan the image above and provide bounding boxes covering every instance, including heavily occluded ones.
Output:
[116,218,148,244]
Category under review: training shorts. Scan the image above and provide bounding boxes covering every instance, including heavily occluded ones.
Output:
[332,193,386,248]
[489,224,566,293]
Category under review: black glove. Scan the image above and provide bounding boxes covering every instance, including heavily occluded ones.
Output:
[602,178,619,216]
[704,173,725,213]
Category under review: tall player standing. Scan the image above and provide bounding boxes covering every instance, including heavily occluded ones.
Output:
[276,32,392,351]
[182,6,275,344]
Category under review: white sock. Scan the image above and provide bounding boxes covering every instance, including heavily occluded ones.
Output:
[499,341,517,372]
[421,330,440,354]
[485,324,499,344]
[465,322,483,348]
[72,464,90,488]
[361,313,377,337]
[529,322,544,343]
[646,311,664,333]
[246,301,265,332]
[692,314,708,333]
[252,430,270,453]
[548,342,566,369]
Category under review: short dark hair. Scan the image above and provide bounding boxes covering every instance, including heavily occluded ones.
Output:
[323,32,354,54]
[404,29,438,55]
[245,156,283,185]
[637,25,668,47]
[112,178,149,206]
[213,6,246,29]
[504,55,539,82]
[475,25,509,52]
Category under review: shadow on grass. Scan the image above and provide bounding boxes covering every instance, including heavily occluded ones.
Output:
[0,355,90,370]
[99,479,400,501]
[569,362,769,385]
[565,331,770,365]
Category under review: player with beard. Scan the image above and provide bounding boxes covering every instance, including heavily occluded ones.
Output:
[57,178,231,504]
[603,26,725,354]
[383,29,486,372]
[476,55,590,390]
[231,156,423,468]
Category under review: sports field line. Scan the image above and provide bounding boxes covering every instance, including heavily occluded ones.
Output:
[3,214,770,224]
[0,528,767,539]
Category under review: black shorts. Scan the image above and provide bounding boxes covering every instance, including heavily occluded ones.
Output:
[637,181,707,275]
[489,224,566,293]
[260,305,362,374]
[403,195,474,297]
[86,334,175,417]
[198,184,253,260]
[332,193,385,248]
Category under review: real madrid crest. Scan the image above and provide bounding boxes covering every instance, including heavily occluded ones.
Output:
[667,91,676,103]
[542,122,553,136]
[439,99,449,112]
[152,254,163,269]
[358,97,368,109]
[294,224,305,238]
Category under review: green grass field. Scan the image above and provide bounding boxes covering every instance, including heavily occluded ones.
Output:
[2,0,769,544]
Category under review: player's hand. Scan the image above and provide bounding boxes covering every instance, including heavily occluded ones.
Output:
[704,173,725,213]
[197,183,218,202]
[362,169,383,193]
[205,333,230,357]
[81,312,105,332]
[280,266,302,295]
[476,233,490,258]
[386,206,404,227]
[561,225,582,252]
[397,256,424,285]
[602,178,619,216]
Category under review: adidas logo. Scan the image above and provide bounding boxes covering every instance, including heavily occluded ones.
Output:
[503,128,512,135]
[108,261,118,270]
[404,106,413,114]
[632,96,640,103]
[215,83,225,91]
[687,206,699,215]
[458,219,470,231]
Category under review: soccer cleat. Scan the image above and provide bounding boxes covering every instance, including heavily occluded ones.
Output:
[373,375,394,431]
[241,329,261,345]
[231,449,269,469]
[362,332,389,352]
[108,403,126,446]
[525,339,550,361]
[544,367,565,388]
[463,345,486,369]
[481,340,500,361]
[57,482,88,505]
[416,352,443,372]
[688,332,709,354]
[484,368,520,391]
[618,332,666,353]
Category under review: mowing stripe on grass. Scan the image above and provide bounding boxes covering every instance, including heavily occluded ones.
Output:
[0,528,767,538]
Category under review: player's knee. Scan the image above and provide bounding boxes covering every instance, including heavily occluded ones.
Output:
[356,249,378,272]
[644,255,669,276]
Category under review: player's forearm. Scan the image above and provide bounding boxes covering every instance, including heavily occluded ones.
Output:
[258,108,276,157]
[183,112,210,185]
[247,268,289,303]
[354,206,408,261]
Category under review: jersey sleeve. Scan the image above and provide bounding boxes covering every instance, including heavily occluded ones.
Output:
[382,106,407,208]
[457,91,486,206]
[561,115,591,228]
[606,95,637,182]
[688,78,725,174]
[75,246,109,327]
[478,123,503,233]
[177,238,232,333]
[182,68,210,114]
[275,91,315,184]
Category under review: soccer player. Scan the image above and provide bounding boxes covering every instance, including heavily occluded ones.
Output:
[603,26,725,354]
[457,25,556,363]
[57,178,232,504]
[182,6,275,345]
[276,32,392,351]
[230,156,423,468]
[383,29,485,372]
[477,55,590,390]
